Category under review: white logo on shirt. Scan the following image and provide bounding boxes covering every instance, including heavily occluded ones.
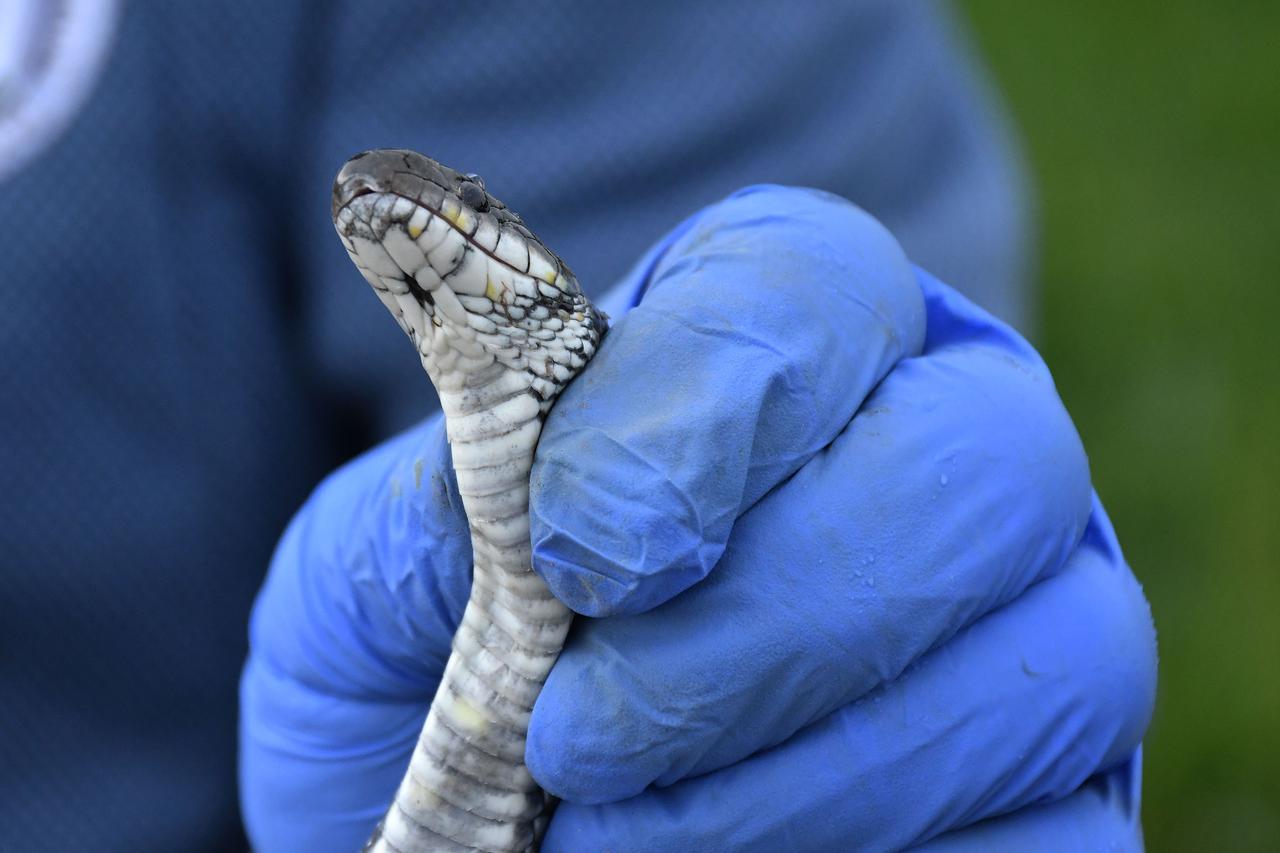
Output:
[0,0,119,181]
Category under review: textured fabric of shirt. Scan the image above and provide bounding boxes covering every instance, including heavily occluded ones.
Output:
[0,2,1029,849]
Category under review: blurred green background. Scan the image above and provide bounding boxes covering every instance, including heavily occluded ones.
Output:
[961,3,1279,850]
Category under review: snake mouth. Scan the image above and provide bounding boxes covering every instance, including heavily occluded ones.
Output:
[334,188,565,299]
[332,157,584,315]
[334,181,589,339]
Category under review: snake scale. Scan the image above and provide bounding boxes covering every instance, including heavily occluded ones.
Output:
[332,149,607,852]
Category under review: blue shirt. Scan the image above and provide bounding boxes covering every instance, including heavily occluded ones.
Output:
[0,2,1028,848]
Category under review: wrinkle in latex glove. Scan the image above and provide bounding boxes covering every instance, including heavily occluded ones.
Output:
[914,751,1145,852]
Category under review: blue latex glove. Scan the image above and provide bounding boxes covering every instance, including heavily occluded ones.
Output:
[240,186,1157,851]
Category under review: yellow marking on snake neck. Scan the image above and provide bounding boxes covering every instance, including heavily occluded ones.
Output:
[408,222,424,238]
[485,279,501,301]
[451,693,488,733]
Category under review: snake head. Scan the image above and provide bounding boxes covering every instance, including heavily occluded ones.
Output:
[332,149,605,400]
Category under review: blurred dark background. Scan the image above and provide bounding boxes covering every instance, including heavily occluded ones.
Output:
[961,3,1279,850]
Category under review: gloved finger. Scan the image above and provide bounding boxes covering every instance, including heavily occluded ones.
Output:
[527,273,1092,802]
[240,415,474,850]
[530,184,928,617]
[240,655,425,851]
[541,511,1158,852]
[913,752,1145,852]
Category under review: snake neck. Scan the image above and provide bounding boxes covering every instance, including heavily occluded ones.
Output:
[367,373,570,853]
[440,369,543,563]
[439,368,572,682]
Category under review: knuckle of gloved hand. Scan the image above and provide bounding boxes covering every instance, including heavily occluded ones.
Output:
[644,184,925,352]
[917,271,1095,549]
[1071,540,1160,767]
[962,342,1095,535]
[1121,569,1159,739]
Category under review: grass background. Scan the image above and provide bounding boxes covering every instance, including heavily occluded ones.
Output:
[960,3,1279,850]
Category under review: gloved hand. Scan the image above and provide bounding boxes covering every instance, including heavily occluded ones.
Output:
[240,186,1157,852]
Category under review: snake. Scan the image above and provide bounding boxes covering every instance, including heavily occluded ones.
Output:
[332,149,607,852]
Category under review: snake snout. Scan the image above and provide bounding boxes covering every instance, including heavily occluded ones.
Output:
[331,148,456,220]
[331,150,400,219]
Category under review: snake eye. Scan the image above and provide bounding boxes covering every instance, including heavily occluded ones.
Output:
[459,179,488,212]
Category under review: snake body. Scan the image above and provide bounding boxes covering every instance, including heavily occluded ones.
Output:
[332,149,606,852]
